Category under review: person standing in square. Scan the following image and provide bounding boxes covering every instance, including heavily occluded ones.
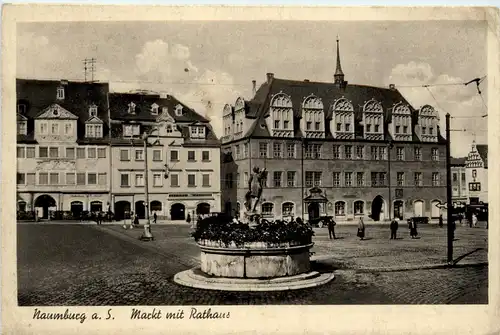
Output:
[390,218,398,239]
[328,217,336,240]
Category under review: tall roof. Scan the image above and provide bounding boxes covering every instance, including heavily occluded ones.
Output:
[108,92,209,123]
[16,79,110,143]
[451,157,466,166]
[244,76,439,142]
[476,144,488,168]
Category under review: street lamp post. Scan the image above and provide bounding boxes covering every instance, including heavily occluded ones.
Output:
[139,129,160,242]
[387,139,394,222]
[446,113,453,264]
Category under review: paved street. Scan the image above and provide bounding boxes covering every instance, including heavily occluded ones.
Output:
[17,223,488,305]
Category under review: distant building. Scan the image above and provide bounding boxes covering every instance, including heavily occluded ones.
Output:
[221,39,447,223]
[108,92,221,221]
[451,157,467,210]
[465,142,488,206]
[16,79,111,219]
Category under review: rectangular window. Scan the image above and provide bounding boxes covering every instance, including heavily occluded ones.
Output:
[336,123,341,131]
[65,123,72,135]
[396,125,400,134]
[17,147,25,158]
[356,146,364,159]
[273,171,282,187]
[422,127,426,135]
[283,120,289,129]
[87,173,97,185]
[371,172,378,187]
[135,149,144,161]
[344,172,352,187]
[98,173,107,186]
[51,123,59,134]
[120,174,129,187]
[66,173,75,185]
[379,172,387,187]
[371,146,379,160]
[453,173,458,182]
[259,142,268,158]
[315,122,320,130]
[49,147,59,158]
[375,125,380,132]
[86,124,95,138]
[345,123,350,132]
[40,122,48,135]
[344,145,352,159]
[305,171,314,187]
[333,172,341,187]
[88,147,97,159]
[202,174,210,187]
[432,148,439,161]
[287,171,295,187]
[414,172,423,187]
[135,173,144,187]
[306,121,312,130]
[333,145,341,159]
[170,174,179,187]
[17,122,27,135]
[366,124,371,132]
[274,120,280,128]
[27,173,35,185]
[188,174,196,187]
[273,143,282,158]
[396,147,405,161]
[397,172,405,186]
[243,144,249,158]
[120,149,129,161]
[153,149,161,161]
[49,172,59,185]
[414,147,422,161]
[39,173,49,185]
[357,172,365,186]
[77,173,86,185]
[17,173,25,184]
[432,172,440,186]
[39,147,48,158]
[202,151,210,161]
[153,173,162,187]
[66,147,75,159]
[380,147,387,160]
[98,148,106,158]
[77,148,86,159]
[95,125,103,138]
[461,173,466,182]
[188,151,195,161]
[170,150,179,161]
[235,145,240,159]
[26,147,35,158]
[305,144,322,159]
[314,172,322,186]
[403,126,408,134]
[287,143,295,158]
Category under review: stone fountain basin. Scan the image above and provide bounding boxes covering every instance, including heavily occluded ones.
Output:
[197,240,314,278]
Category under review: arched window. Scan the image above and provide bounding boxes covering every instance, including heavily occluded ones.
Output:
[335,201,346,216]
[270,92,293,137]
[414,200,424,217]
[282,202,294,216]
[418,105,439,142]
[302,95,324,138]
[261,203,274,216]
[331,97,354,139]
[391,102,412,140]
[354,201,364,215]
[363,99,384,140]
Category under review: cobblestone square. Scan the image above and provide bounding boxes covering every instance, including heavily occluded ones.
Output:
[17,222,488,305]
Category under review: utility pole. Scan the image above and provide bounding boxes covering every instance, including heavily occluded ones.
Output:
[446,113,453,264]
[140,132,154,241]
[387,139,394,222]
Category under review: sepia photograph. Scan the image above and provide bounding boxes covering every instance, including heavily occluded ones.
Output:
[2,5,499,335]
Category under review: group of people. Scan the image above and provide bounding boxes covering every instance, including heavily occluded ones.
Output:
[390,218,419,239]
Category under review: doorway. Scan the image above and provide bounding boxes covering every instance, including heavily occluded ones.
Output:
[90,201,103,213]
[114,201,131,220]
[71,201,84,218]
[393,200,404,220]
[371,195,384,221]
[34,194,56,219]
[308,203,320,221]
[414,200,424,217]
[171,203,186,220]
[135,201,146,219]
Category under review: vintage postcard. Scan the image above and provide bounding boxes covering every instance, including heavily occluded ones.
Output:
[1,5,499,335]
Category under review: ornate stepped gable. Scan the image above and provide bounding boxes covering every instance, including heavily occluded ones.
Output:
[466,142,488,168]
[330,97,354,140]
[361,99,384,141]
[390,101,412,141]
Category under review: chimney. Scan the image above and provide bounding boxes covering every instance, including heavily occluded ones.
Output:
[389,84,396,90]
[252,80,256,96]
[266,73,274,85]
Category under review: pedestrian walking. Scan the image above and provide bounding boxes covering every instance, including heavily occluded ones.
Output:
[97,212,102,225]
[458,213,463,226]
[357,217,365,240]
[472,213,478,227]
[133,213,140,227]
[328,217,336,240]
[390,218,398,239]
[438,214,443,228]
[186,213,191,227]
[153,212,157,224]
[409,218,418,238]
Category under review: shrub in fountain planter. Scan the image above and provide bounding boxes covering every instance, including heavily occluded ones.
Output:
[191,215,315,278]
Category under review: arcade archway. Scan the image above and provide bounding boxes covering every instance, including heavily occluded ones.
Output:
[171,203,186,220]
[371,195,385,221]
[34,194,56,219]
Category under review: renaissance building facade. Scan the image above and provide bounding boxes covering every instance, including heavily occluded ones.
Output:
[16,79,111,219]
[108,92,221,221]
[221,40,447,223]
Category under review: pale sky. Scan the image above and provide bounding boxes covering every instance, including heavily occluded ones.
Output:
[17,20,488,157]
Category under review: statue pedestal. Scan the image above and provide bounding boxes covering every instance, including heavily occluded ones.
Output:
[242,209,261,227]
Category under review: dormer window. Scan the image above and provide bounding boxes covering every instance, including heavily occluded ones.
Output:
[86,124,103,138]
[128,102,136,114]
[190,125,205,139]
[56,86,65,100]
[162,107,168,114]
[89,104,98,117]
[151,103,159,115]
[18,104,26,114]
[175,104,183,116]
[123,124,140,137]
[17,121,27,135]
[269,92,294,138]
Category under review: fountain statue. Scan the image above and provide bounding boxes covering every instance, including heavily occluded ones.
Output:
[243,166,267,225]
